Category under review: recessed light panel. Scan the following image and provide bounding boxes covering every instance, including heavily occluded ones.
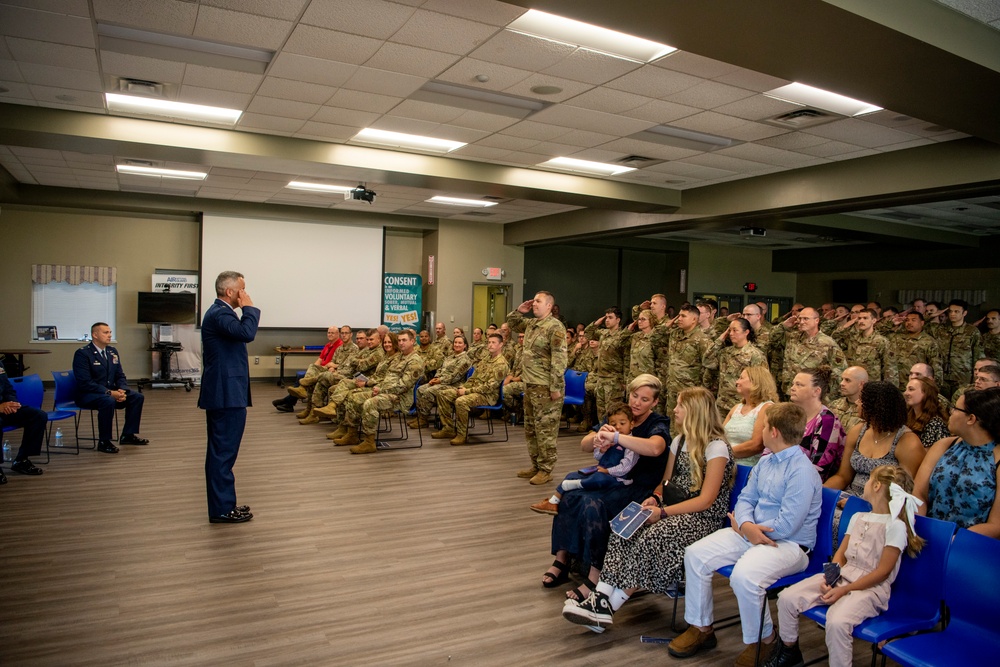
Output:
[508,9,675,63]
[106,93,242,124]
[286,181,354,194]
[116,165,207,180]
[352,128,465,153]
[764,83,882,117]
[426,196,498,207]
[539,157,636,176]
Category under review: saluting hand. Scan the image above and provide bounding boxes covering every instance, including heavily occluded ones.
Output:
[237,289,254,308]
[517,299,533,314]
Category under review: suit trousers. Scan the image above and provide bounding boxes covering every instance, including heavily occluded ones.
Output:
[0,405,46,459]
[205,407,246,517]
[77,391,144,441]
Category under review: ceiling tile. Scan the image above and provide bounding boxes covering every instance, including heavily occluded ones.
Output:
[425,124,489,143]
[311,106,381,127]
[436,57,532,90]
[101,51,186,84]
[283,25,382,64]
[621,99,700,124]
[529,104,656,136]
[722,121,788,142]
[450,144,512,160]
[606,65,701,98]
[27,85,103,108]
[193,6,294,50]
[63,151,114,164]
[247,95,320,119]
[182,64,263,93]
[469,30,575,71]
[341,66,426,96]
[203,0,309,21]
[474,134,539,151]
[420,0,524,26]
[540,47,643,85]
[294,120,359,142]
[802,118,922,148]
[364,43,460,78]
[18,62,102,92]
[594,139,701,161]
[713,68,790,92]
[391,9,501,55]
[664,81,756,109]
[0,5,95,48]
[447,109,519,132]
[502,73,592,103]
[519,141,583,158]
[176,85,251,109]
[542,147,619,163]
[6,37,99,70]
[256,77,336,104]
[1,1,90,17]
[0,60,22,82]
[756,132,829,150]
[499,120,571,141]
[564,87,653,114]
[711,94,801,121]
[387,99,465,123]
[715,142,826,167]
[653,51,740,79]
[792,139,866,157]
[670,110,748,134]
[678,152,773,173]
[554,129,618,148]
[301,0,417,40]
[92,0,198,35]
[266,53,357,88]
[326,88,402,113]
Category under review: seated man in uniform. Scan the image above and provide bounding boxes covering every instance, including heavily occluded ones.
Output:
[0,359,46,481]
[73,322,148,454]
[433,333,510,446]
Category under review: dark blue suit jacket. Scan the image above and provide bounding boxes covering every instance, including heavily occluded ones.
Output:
[198,298,260,411]
[73,343,130,402]
[0,359,18,403]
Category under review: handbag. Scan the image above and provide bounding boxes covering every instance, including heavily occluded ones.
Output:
[660,435,693,506]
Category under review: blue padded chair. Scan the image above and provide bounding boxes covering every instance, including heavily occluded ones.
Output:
[376,378,422,448]
[836,495,872,546]
[9,374,75,464]
[882,528,1000,667]
[51,369,118,451]
[469,390,508,443]
[804,514,957,667]
[560,370,587,429]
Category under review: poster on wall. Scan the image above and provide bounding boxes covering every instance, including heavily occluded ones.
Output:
[151,272,201,381]
[382,273,422,332]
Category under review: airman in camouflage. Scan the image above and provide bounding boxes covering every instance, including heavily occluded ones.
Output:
[628,309,658,383]
[334,329,425,454]
[827,366,868,434]
[703,318,767,413]
[433,322,452,358]
[950,359,1000,406]
[585,307,632,421]
[435,333,510,445]
[507,292,568,484]
[840,309,898,387]
[935,300,984,397]
[322,335,394,433]
[889,312,942,391]
[780,307,848,399]
[418,329,444,382]
[664,304,712,436]
[982,309,1000,360]
[501,340,525,419]
[309,330,382,416]
[467,327,488,365]
[294,331,361,423]
[289,326,358,401]
[411,336,471,428]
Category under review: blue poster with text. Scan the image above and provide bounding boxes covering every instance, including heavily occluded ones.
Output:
[383,273,422,332]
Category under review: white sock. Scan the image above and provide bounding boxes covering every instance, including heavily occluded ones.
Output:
[561,479,583,491]
[609,589,630,611]
[548,495,560,505]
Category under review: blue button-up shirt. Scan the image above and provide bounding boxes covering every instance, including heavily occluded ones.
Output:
[734,444,822,549]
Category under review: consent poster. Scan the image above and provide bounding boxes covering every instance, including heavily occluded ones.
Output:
[382,273,421,332]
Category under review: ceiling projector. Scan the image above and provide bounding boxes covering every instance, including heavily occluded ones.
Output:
[346,184,376,203]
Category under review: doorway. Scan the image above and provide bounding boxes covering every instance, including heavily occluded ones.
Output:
[472,283,511,332]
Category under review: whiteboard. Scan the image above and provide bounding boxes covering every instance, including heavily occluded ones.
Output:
[201,215,384,329]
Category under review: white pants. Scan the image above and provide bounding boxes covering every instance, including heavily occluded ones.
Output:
[684,527,809,645]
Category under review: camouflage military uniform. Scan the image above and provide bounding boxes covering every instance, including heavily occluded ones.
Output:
[983,332,1000,362]
[648,322,673,413]
[502,345,525,414]
[628,330,656,384]
[710,316,729,337]
[844,330,898,386]
[419,343,444,382]
[820,318,839,336]
[501,339,518,369]
[888,332,941,391]
[584,321,632,420]
[434,336,452,358]
[703,340,767,413]
[342,350,425,436]
[665,326,711,436]
[781,329,848,398]
[312,344,381,408]
[468,341,487,366]
[414,351,471,420]
[326,351,391,425]
[507,309,567,474]
[828,397,862,434]
[936,324,984,397]
[438,352,510,436]
[875,318,900,337]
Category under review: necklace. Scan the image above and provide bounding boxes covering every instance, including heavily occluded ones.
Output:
[872,428,894,445]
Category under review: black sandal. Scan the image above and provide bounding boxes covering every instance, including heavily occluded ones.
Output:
[565,577,597,602]
[542,560,569,588]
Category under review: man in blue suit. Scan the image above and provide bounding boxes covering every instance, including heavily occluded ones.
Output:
[0,359,47,483]
[199,270,260,524]
[73,322,147,454]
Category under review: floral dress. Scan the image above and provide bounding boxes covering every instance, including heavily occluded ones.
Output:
[927,437,999,529]
[914,416,949,449]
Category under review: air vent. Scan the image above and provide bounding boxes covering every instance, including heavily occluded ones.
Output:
[878,211,922,222]
[764,108,838,129]
[118,78,164,97]
[615,154,665,169]
[121,158,155,167]
[460,211,494,217]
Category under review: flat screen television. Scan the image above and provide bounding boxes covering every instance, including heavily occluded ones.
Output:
[137,292,197,324]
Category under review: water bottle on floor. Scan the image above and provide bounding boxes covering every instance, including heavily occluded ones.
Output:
[2,439,11,462]
[54,428,64,448]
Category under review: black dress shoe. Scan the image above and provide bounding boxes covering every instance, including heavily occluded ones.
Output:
[275,403,294,413]
[210,509,253,523]
[98,441,120,454]
[0,469,7,484]
[11,459,43,476]
[235,505,251,514]
[120,434,149,445]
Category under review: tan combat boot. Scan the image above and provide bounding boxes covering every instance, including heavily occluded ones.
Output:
[327,424,349,441]
[349,434,378,454]
[287,385,308,400]
[334,429,360,447]
[313,402,337,418]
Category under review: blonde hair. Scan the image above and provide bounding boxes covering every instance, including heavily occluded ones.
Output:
[677,387,729,493]
[869,464,925,557]
[743,365,778,405]
[628,373,661,399]
[639,308,659,328]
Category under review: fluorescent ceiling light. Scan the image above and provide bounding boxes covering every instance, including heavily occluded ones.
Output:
[116,165,207,180]
[539,157,636,176]
[633,124,735,152]
[764,83,883,117]
[98,24,272,74]
[352,128,465,153]
[411,81,547,119]
[286,181,354,194]
[426,196,498,207]
[106,93,242,124]
[508,9,676,63]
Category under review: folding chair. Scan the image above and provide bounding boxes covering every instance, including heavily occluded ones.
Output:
[882,528,1000,667]
[466,392,509,443]
[9,374,76,464]
[52,369,118,450]
[376,381,423,450]
[561,370,587,429]
[804,514,958,667]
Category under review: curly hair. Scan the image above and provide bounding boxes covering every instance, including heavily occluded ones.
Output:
[906,377,948,432]
[859,381,908,433]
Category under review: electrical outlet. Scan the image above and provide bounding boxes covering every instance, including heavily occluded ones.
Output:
[254,356,259,365]
[275,356,280,364]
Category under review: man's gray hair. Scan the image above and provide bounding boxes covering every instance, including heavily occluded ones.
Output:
[215,271,244,296]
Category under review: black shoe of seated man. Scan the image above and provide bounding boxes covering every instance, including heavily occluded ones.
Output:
[764,641,803,667]
[120,434,149,446]
[11,459,43,476]
[273,395,297,411]
[210,509,253,524]
[235,505,251,514]
[0,468,6,484]
[97,441,120,454]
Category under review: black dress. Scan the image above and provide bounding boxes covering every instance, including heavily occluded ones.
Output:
[550,411,671,570]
